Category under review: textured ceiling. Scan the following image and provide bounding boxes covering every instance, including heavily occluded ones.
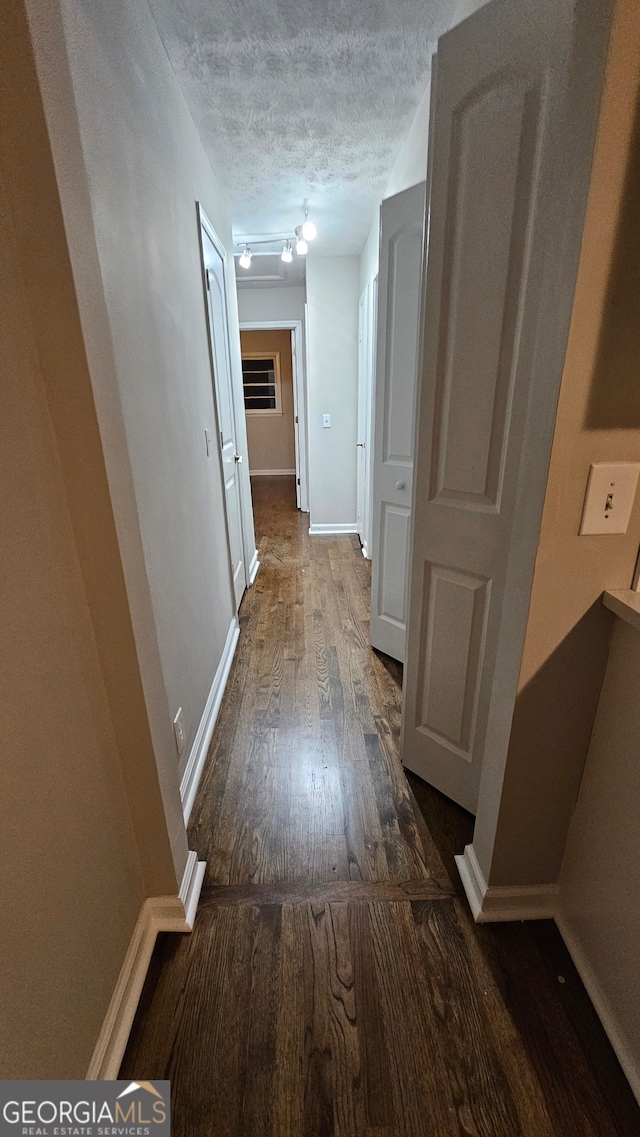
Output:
[147,0,455,256]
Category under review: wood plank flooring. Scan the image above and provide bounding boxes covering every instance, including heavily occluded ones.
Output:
[122,476,640,1136]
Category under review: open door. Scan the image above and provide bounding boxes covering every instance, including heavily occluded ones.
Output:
[370,182,427,661]
[401,0,612,811]
[356,283,375,558]
[199,213,246,610]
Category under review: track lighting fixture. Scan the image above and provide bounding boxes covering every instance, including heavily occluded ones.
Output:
[301,210,317,242]
[236,210,317,270]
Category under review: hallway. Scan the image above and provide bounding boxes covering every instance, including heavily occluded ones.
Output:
[121,478,640,1136]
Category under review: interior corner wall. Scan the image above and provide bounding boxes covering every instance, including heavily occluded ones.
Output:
[473,0,640,888]
[305,257,360,528]
[27,0,241,818]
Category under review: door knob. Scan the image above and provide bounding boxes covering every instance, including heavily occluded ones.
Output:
[234,453,243,463]
[395,480,405,491]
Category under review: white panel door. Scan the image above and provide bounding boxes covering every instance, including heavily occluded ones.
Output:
[370,182,426,661]
[402,0,612,811]
[200,225,245,610]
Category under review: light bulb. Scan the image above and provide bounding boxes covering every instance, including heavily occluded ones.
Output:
[301,218,317,241]
[281,241,293,263]
[296,236,308,256]
[239,246,252,269]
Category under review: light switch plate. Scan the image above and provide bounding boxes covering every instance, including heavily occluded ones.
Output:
[173,707,186,755]
[579,462,640,535]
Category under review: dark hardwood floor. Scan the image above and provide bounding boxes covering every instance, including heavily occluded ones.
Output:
[122,475,640,1136]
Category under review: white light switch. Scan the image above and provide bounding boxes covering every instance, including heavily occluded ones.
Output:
[322,413,331,428]
[579,462,640,535]
[173,708,186,755]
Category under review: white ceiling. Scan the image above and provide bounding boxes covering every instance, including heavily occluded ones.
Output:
[147,0,455,257]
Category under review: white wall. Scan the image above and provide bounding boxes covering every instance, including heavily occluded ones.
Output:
[306,257,360,529]
[385,84,432,201]
[30,0,250,815]
[450,0,491,26]
[557,616,640,1101]
[238,284,306,325]
[359,212,380,293]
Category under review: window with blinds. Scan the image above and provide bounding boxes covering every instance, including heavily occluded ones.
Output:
[241,352,282,415]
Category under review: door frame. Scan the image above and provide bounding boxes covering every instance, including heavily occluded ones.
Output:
[357,280,376,558]
[197,203,257,594]
[239,319,309,512]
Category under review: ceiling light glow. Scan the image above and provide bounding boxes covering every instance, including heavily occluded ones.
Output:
[239,246,252,269]
[301,218,317,242]
[281,240,293,263]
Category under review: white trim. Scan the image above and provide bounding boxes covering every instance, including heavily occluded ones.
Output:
[250,468,296,476]
[239,319,308,512]
[86,853,205,1080]
[309,522,359,535]
[248,548,260,585]
[455,844,559,922]
[180,617,240,824]
[555,911,640,1105]
[361,540,370,560]
[242,349,283,417]
[179,850,207,930]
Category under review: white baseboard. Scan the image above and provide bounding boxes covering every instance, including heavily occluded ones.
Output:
[250,468,296,476]
[555,911,640,1105]
[361,541,370,559]
[86,851,206,1080]
[309,522,359,535]
[455,844,559,922]
[248,548,260,585]
[179,849,207,930]
[180,617,240,824]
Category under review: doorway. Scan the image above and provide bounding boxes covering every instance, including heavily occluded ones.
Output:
[239,320,309,513]
[241,328,297,487]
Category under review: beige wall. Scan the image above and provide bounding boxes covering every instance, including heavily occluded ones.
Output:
[241,329,296,474]
[0,0,176,1077]
[475,0,640,886]
[557,616,640,1099]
